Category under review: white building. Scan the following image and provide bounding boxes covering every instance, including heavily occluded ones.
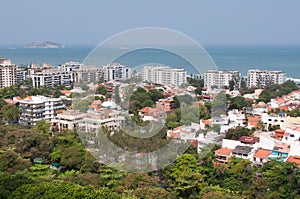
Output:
[0,58,16,88]
[30,63,72,87]
[72,65,103,84]
[247,69,286,88]
[78,110,125,133]
[19,95,65,126]
[204,70,241,91]
[51,110,87,131]
[103,63,131,82]
[142,66,187,87]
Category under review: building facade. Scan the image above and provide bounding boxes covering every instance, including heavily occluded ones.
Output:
[19,95,65,126]
[142,66,187,87]
[247,69,286,88]
[51,110,87,131]
[204,70,241,90]
[72,65,103,84]
[0,58,16,88]
[102,63,131,82]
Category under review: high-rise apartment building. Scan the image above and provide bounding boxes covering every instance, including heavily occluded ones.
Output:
[247,69,286,88]
[0,58,16,88]
[103,63,131,82]
[142,66,187,87]
[204,70,241,90]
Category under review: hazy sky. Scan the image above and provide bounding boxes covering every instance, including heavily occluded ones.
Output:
[1,0,300,45]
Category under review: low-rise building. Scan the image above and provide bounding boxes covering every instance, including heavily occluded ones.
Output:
[51,110,87,131]
[78,110,125,133]
[215,148,233,164]
[232,145,254,159]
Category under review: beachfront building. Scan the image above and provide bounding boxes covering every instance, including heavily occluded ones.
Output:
[72,65,104,84]
[142,66,187,87]
[0,58,16,88]
[16,67,28,83]
[247,69,286,88]
[102,63,131,82]
[19,95,65,126]
[30,63,72,87]
[204,70,241,91]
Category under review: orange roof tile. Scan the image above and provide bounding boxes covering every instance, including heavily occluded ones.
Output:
[287,156,300,168]
[253,149,271,159]
[139,107,152,113]
[274,143,290,153]
[168,131,181,138]
[215,148,233,156]
[4,99,14,104]
[279,105,289,111]
[174,126,185,131]
[248,116,261,126]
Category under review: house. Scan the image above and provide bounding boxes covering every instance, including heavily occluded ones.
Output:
[215,148,233,164]
[247,115,261,129]
[232,145,254,159]
[286,156,300,168]
[253,102,268,114]
[253,149,271,166]
[274,129,285,140]
[51,110,87,131]
[268,143,290,162]
[239,136,259,145]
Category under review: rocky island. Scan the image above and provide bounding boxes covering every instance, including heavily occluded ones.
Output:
[23,41,65,48]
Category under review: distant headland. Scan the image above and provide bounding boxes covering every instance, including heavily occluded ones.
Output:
[23,41,65,48]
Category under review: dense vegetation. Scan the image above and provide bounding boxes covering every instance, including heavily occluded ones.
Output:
[0,124,299,198]
[258,80,298,103]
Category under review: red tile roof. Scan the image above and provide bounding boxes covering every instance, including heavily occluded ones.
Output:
[253,149,271,159]
[215,148,233,156]
[239,136,259,144]
[287,156,300,168]
[139,107,152,113]
[248,116,261,126]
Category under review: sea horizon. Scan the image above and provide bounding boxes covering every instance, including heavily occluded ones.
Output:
[1,44,300,78]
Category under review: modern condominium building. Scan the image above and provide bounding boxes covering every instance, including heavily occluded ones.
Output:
[72,65,103,84]
[204,70,241,90]
[30,63,72,87]
[102,63,131,82]
[142,66,187,87]
[19,95,65,126]
[0,58,16,88]
[247,69,286,88]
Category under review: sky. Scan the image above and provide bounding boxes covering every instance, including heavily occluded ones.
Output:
[1,0,300,46]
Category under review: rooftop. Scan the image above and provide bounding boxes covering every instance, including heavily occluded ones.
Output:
[232,145,253,155]
[239,136,259,144]
[253,149,271,159]
[215,148,233,156]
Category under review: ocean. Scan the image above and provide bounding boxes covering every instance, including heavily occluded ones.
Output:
[1,45,300,78]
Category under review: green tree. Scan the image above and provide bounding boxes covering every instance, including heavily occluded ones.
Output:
[166,154,206,198]
[34,120,51,136]
[1,104,19,123]
[96,85,108,96]
[225,127,253,140]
